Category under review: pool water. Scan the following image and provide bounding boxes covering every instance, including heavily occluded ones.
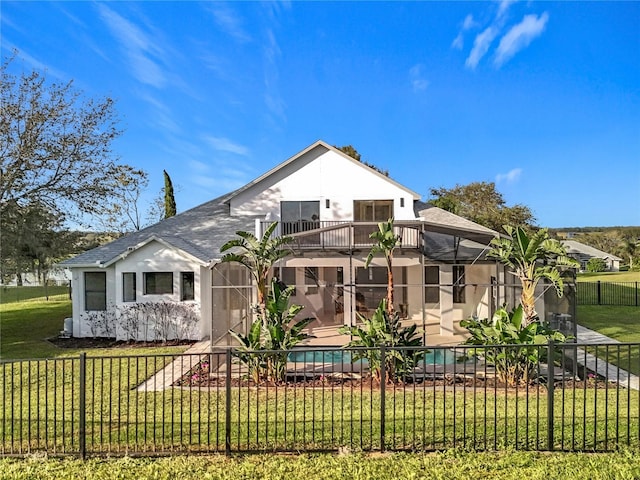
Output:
[287,348,461,365]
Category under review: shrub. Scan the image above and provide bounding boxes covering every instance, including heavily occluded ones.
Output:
[460,305,566,386]
[586,257,607,272]
[339,299,424,383]
[230,279,314,383]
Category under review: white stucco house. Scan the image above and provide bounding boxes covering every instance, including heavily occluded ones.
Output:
[562,240,622,272]
[60,140,555,346]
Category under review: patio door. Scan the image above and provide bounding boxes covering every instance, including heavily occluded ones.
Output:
[281,201,320,244]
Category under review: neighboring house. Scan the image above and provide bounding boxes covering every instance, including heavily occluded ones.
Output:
[562,240,622,272]
[60,140,550,346]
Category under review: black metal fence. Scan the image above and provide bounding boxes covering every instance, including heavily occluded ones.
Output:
[577,281,640,306]
[1,343,640,457]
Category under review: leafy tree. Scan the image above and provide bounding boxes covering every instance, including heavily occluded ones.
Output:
[487,225,579,326]
[163,170,177,218]
[335,145,389,177]
[0,54,141,222]
[220,222,293,323]
[365,218,400,315]
[586,257,607,273]
[619,238,639,270]
[428,182,535,231]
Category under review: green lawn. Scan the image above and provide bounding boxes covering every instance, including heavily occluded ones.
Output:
[577,306,640,343]
[2,450,640,480]
[0,286,70,304]
[577,271,640,283]
[0,298,189,360]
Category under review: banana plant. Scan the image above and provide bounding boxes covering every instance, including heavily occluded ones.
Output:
[487,225,579,326]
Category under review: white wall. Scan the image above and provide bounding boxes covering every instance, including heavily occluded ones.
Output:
[72,240,206,340]
[229,147,418,221]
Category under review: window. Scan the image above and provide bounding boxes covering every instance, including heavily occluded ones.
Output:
[144,272,173,295]
[181,272,195,301]
[122,273,136,302]
[453,265,465,304]
[424,266,439,304]
[85,272,106,311]
[279,267,297,296]
[304,267,318,295]
[353,200,393,222]
[281,201,320,234]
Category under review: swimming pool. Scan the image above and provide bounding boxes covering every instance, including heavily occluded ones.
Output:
[287,348,462,365]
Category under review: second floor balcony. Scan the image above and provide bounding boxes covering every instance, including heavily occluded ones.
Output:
[259,220,424,251]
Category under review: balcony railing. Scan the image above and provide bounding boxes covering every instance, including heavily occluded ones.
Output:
[259,220,423,250]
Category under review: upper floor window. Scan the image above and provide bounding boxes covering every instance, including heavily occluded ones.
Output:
[144,272,173,295]
[85,272,106,311]
[354,200,393,222]
[281,201,320,235]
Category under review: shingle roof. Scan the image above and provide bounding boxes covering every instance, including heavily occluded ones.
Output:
[414,203,498,244]
[562,240,623,261]
[59,193,258,267]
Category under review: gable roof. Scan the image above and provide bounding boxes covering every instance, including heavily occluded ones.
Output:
[562,240,623,261]
[59,192,258,267]
[222,140,421,203]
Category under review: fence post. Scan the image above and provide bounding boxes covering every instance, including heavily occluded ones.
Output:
[79,352,87,460]
[380,345,386,452]
[546,340,555,451]
[225,348,232,455]
[597,281,602,305]
[636,282,638,307]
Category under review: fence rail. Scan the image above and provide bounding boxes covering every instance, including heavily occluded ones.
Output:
[577,281,640,306]
[1,343,639,457]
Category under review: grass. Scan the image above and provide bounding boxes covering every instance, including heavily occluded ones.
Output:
[577,306,640,343]
[0,297,189,360]
[577,271,640,283]
[0,286,70,304]
[1,450,640,480]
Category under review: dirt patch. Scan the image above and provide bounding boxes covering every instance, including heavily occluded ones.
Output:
[48,336,195,349]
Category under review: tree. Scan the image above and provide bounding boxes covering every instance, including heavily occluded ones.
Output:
[586,257,607,273]
[619,238,639,270]
[428,182,535,231]
[335,145,389,177]
[0,54,143,224]
[94,166,151,234]
[220,222,293,324]
[163,170,177,218]
[487,225,579,326]
[365,218,400,315]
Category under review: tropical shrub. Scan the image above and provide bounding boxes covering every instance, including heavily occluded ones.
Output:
[339,299,424,383]
[230,279,314,383]
[460,305,566,386]
[586,257,607,272]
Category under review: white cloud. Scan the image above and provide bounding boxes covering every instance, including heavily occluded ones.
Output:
[465,26,498,70]
[451,33,464,50]
[496,168,523,184]
[409,64,429,92]
[97,4,166,88]
[463,14,477,30]
[497,0,516,20]
[207,3,251,43]
[204,136,250,156]
[494,12,549,67]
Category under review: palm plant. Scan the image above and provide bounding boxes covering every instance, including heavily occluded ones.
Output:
[220,222,293,323]
[229,278,314,383]
[339,300,424,383]
[365,218,400,315]
[487,225,579,326]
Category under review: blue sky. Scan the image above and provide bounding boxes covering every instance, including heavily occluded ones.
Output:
[2,1,639,228]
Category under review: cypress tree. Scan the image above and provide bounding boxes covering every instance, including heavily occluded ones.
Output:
[163,170,177,218]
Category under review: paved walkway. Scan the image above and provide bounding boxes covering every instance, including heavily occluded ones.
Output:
[136,339,212,392]
[574,325,639,391]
